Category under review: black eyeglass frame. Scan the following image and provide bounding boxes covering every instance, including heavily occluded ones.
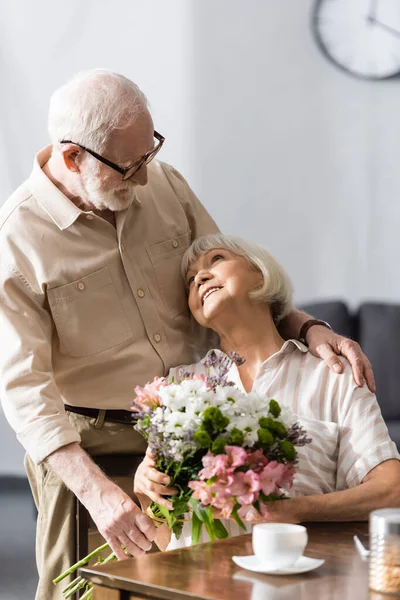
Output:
[60,130,165,180]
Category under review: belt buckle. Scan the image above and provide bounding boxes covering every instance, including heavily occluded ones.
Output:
[94,409,106,429]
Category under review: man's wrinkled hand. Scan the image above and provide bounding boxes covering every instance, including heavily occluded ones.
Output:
[306,326,375,393]
[86,481,157,560]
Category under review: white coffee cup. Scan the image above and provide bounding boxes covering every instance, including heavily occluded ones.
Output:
[252,523,308,569]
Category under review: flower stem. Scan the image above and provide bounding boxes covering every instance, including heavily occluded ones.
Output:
[62,575,81,594]
[64,578,86,598]
[79,584,93,600]
[53,542,109,584]
[101,551,117,564]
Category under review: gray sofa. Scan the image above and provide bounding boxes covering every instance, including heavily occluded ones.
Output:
[300,301,400,450]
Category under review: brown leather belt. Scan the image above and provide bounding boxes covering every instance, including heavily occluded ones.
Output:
[65,404,136,426]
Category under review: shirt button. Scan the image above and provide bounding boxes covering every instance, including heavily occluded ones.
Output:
[153,333,161,343]
[77,281,85,291]
[121,244,125,252]
[172,240,179,248]
[137,289,145,298]
[86,214,94,220]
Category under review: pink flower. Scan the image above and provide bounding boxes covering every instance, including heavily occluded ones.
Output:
[210,496,235,518]
[133,376,167,411]
[188,480,213,504]
[230,470,261,506]
[237,503,261,522]
[199,446,247,480]
[199,452,229,479]
[189,477,234,515]
[225,446,248,469]
[245,450,269,473]
[259,461,287,496]
[278,464,296,491]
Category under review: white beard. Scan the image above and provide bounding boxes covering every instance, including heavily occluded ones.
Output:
[81,162,136,212]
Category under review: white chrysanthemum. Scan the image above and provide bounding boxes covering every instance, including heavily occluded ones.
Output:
[180,378,209,396]
[235,392,270,416]
[277,404,296,429]
[185,396,209,417]
[226,413,259,434]
[158,385,188,412]
[212,385,245,407]
[244,429,259,447]
[163,410,197,436]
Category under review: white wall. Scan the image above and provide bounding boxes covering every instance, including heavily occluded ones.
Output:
[0,0,194,475]
[187,0,400,306]
[1,0,400,474]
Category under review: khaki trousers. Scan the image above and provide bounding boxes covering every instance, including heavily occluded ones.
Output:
[25,411,147,600]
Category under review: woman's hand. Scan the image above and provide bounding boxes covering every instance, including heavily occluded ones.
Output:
[307,325,375,392]
[134,448,178,511]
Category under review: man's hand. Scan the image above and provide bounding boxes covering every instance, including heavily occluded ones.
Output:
[85,479,156,560]
[306,326,375,393]
[134,448,178,511]
[45,442,157,561]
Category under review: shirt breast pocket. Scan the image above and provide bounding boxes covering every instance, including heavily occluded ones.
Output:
[147,231,191,319]
[47,267,132,358]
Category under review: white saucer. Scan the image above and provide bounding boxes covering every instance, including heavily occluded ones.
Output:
[231,554,325,575]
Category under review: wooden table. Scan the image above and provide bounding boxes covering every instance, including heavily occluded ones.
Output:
[80,522,389,600]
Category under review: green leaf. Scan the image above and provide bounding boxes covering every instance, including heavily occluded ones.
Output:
[173,520,184,540]
[156,504,174,528]
[191,509,203,545]
[213,519,229,539]
[231,506,247,531]
[189,499,216,542]
[202,505,217,542]
[260,491,282,502]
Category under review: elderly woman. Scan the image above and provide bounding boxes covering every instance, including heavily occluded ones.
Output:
[134,233,400,549]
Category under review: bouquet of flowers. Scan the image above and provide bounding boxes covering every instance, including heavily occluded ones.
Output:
[133,350,311,542]
[54,351,311,598]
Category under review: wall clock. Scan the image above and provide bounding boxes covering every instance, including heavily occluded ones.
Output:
[312,0,400,80]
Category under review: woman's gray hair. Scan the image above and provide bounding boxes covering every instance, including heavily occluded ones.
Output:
[48,68,148,153]
[181,233,293,323]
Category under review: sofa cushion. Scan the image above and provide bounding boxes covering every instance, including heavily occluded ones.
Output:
[298,301,356,340]
[386,421,400,452]
[358,303,400,422]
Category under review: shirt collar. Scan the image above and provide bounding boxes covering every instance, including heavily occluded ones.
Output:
[27,146,83,230]
[203,339,308,365]
[280,339,309,354]
[202,340,308,391]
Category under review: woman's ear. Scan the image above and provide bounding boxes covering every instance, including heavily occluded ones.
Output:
[253,271,264,291]
[61,144,81,173]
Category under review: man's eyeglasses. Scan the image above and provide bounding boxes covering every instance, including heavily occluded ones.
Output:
[60,130,165,180]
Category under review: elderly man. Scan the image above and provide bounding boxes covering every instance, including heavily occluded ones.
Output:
[0,69,374,599]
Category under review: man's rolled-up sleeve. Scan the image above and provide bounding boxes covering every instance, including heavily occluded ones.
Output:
[0,262,81,464]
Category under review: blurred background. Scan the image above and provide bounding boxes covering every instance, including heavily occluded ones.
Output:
[1,0,400,597]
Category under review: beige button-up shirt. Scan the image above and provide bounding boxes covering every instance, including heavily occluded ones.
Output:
[0,147,219,464]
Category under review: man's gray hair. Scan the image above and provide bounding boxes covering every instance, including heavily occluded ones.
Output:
[181,233,293,323]
[48,68,148,152]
